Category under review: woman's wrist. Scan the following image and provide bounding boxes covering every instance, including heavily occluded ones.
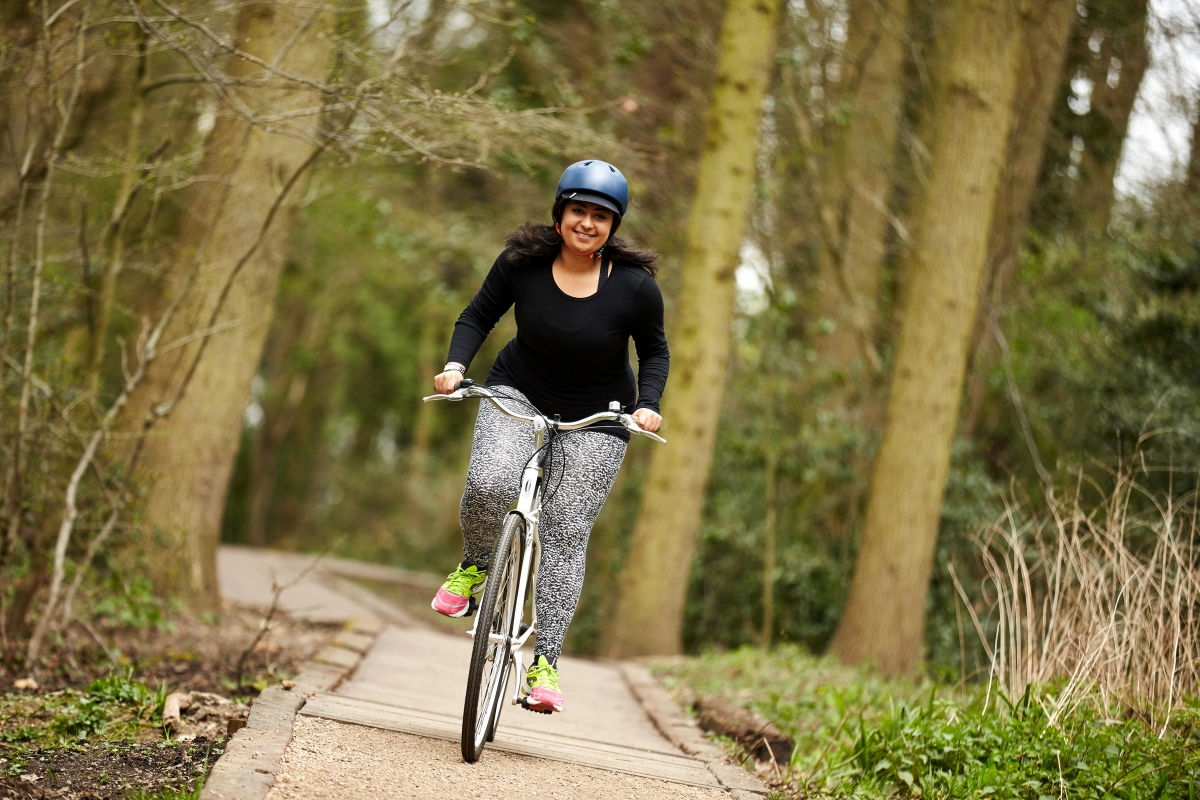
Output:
[443,362,466,374]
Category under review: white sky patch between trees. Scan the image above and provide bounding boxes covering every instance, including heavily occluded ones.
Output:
[1115,0,1200,198]
[735,240,773,316]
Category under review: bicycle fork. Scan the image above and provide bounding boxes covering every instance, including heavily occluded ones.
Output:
[505,524,538,647]
[507,417,547,705]
[509,530,541,707]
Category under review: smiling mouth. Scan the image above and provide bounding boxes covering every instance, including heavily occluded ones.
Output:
[573,230,596,240]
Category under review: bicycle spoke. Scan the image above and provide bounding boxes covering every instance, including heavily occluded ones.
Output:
[474,527,518,747]
[462,514,524,761]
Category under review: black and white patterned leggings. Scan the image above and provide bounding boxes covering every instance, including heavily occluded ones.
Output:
[459,386,626,664]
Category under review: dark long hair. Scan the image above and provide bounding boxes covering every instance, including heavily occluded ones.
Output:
[505,198,660,277]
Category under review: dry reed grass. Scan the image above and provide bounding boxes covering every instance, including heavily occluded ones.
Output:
[952,469,1200,731]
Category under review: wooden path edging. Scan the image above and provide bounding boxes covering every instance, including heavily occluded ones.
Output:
[208,546,768,798]
[198,618,382,800]
[620,664,769,799]
[199,629,769,799]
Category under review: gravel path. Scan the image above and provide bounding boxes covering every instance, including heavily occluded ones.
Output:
[267,716,730,800]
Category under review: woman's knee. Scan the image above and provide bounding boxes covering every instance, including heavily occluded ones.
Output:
[461,469,516,513]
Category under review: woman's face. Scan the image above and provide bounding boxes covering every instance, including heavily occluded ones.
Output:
[559,200,613,257]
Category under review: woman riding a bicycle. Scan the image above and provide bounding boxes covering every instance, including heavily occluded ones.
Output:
[430,160,669,715]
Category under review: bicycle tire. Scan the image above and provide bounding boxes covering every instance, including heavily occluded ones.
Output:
[461,513,523,762]
[485,604,515,736]
[485,526,523,744]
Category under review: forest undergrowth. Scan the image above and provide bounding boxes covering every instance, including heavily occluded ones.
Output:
[0,598,329,798]
[657,477,1200,798]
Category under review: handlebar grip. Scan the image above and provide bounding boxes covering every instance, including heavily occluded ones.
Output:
[459,378,475,388]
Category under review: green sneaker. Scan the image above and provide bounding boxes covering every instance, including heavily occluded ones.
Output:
[431,564,487,618]
[525,655,563,713]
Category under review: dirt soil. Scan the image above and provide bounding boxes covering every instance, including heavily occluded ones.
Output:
[0,737,218,799]
[0,604,336,799]
[2,604,336,697]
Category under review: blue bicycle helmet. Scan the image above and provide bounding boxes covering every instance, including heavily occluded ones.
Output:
[555,160,629,217]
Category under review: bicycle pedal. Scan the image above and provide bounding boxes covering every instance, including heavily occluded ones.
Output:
[517,697,552,715]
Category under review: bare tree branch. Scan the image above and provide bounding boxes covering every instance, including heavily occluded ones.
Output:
[5,0,91,577]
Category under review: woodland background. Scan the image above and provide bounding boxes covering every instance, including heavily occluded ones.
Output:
[2,0,1199,711]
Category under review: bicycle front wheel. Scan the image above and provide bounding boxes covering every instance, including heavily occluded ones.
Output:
[461,512,523,762]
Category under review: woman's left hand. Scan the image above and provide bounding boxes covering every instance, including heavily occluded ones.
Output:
[630,408,662,433]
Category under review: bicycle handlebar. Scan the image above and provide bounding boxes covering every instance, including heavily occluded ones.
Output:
[422,381,667,444]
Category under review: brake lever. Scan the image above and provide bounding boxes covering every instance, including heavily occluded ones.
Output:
[422,378,477,403]
[620,414,667,444]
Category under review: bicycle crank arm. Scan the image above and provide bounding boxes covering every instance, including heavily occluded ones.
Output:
[511,651,524,705]
[512,623,535,649]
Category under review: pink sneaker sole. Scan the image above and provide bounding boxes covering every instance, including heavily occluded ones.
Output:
[431,587,476,618]
[526,686,563,713]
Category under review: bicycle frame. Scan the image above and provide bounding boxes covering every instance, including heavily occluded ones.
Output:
[423,381,666,719]
[499,414,548,701]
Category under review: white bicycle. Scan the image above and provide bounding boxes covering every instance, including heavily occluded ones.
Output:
[423,379,667,762]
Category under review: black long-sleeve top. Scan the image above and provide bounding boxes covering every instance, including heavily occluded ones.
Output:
[447,248,670,441]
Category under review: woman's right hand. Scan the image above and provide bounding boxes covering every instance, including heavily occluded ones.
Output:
[434,370,464,394]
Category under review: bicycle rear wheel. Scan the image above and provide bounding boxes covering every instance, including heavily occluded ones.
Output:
[461,513,523,762]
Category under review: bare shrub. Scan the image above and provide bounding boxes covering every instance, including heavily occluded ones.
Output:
[1,0,614,666]
[954,470,1200,730]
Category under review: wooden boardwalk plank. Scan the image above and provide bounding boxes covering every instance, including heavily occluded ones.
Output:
[348,626,680,753]
[300,693,721,788]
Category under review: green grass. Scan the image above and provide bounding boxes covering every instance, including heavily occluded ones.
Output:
[653,646,1200,799]
[0,668,167,751]
[125,782,205,800]
[91,575,177,631]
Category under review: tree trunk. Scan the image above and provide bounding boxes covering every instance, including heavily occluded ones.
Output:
[265,343,338,542]
[962,0,1075,438]
[86,31,149,390]
[606,0,781,658]
[246,370,311,547]
[1186,100,1200,195]
[827,0,1023,675]
[131,1,335,602]
[1076,0,1148,227]
[408,307,444,475]
[811,0,909,374]
[0,3,119,226]
[759,438,777,648]
[2,513,55,641]
[243,274,329,547]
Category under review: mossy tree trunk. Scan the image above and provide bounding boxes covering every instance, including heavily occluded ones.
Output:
[130,1,335,602]
[1076,0,1148,227]
[1188,111,1200,194]
[759,437,778,647]
[962,0,1076,437]
[811,0,909,376]
[246,288,331,547]
[606,0,782,658]
[827,0,1024,675]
